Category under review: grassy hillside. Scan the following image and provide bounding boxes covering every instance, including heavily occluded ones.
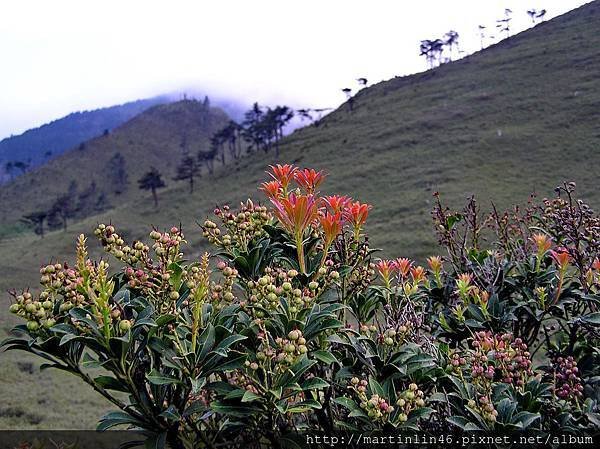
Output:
[1,1,600,429]
[0,96,170,181]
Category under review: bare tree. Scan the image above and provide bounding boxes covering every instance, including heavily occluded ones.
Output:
[341,88,354,112]
[444,30,460,61]
[478,25,486,50]
[496,8,512,39]
[536,9,547,22]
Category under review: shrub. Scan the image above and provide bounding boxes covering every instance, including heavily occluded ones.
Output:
[3,168,599,447]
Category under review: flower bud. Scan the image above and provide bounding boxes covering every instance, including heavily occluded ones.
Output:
[288,330,301,341]
[119,320,132,332]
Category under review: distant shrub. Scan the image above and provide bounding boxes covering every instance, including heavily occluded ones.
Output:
[3,167,599,448]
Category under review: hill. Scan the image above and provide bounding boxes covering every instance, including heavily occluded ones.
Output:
[0,99,231,235]
[1,0,600,429]
[0,96,170,181]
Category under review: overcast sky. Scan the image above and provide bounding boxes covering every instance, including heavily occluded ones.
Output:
[0,0,591,139]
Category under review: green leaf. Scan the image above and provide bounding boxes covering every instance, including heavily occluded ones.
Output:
[159,405,181,422]
[147,369,182,386]
[446,214,463,230]
[94,375,129,393]
[300,377,330,391]
[209,401,260,417]
[368,377,385,396]
[81,353,101,368]
[513,411,540,429]
[191,377,206,394]
[447,415,483,431]
[241,390,262,403]
[155,314,177,327]
[168,262,184,291]
[97,411,144,431]
[581,312,600,326]
[333,397,360,412]
[212,334,247,355]
[496,397,516,422]
[59,333,81,346]
[287,399,322,413]
[312,350,339,365]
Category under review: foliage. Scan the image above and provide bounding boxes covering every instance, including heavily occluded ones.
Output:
[3,165,599,447]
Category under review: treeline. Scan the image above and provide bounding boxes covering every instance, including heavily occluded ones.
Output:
[20,181,110,237]
[167,103,295,198]
[19,152,128,237]
[19,101,313,235]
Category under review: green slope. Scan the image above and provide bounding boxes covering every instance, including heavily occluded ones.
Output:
[1,1,600,429]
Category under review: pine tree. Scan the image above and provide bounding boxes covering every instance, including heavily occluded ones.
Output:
[20,211,47,238]
[138,167,166,208]
[48,194,75,231]
[105,152,129,195]
[174,155,201,193]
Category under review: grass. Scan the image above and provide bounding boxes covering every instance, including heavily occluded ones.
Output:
[1,1,600,429]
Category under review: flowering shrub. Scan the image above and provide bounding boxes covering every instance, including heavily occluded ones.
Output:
[3,169,599,447]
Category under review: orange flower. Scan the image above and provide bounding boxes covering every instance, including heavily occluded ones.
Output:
[323,195,352,214]
[410,266,426,284]
[376,260,396,287]
[345,201,372,240]
[319,212,343,248]
[592,258,600,271]
[394,257,413,277]
[457,273,473,285]
[271,193,319,273]
[550,249,571,271]
[456,273,473,298]
[268,164,297,190]
[260,180,282,199]
[271,193,319,238]
[294,168,326,194]
[531,233,552,254]
[480,290,490,304]
[427,256,443,273]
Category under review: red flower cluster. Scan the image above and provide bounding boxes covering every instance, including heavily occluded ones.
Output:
[375,257,429,290]
[261,164,372,273]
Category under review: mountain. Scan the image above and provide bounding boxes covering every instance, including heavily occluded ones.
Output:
[0,96,170,181]
[0,99,230,231]
[1,0,600,429]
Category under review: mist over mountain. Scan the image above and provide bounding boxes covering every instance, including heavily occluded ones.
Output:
[0,97,169,181]
[0,92,250,184]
